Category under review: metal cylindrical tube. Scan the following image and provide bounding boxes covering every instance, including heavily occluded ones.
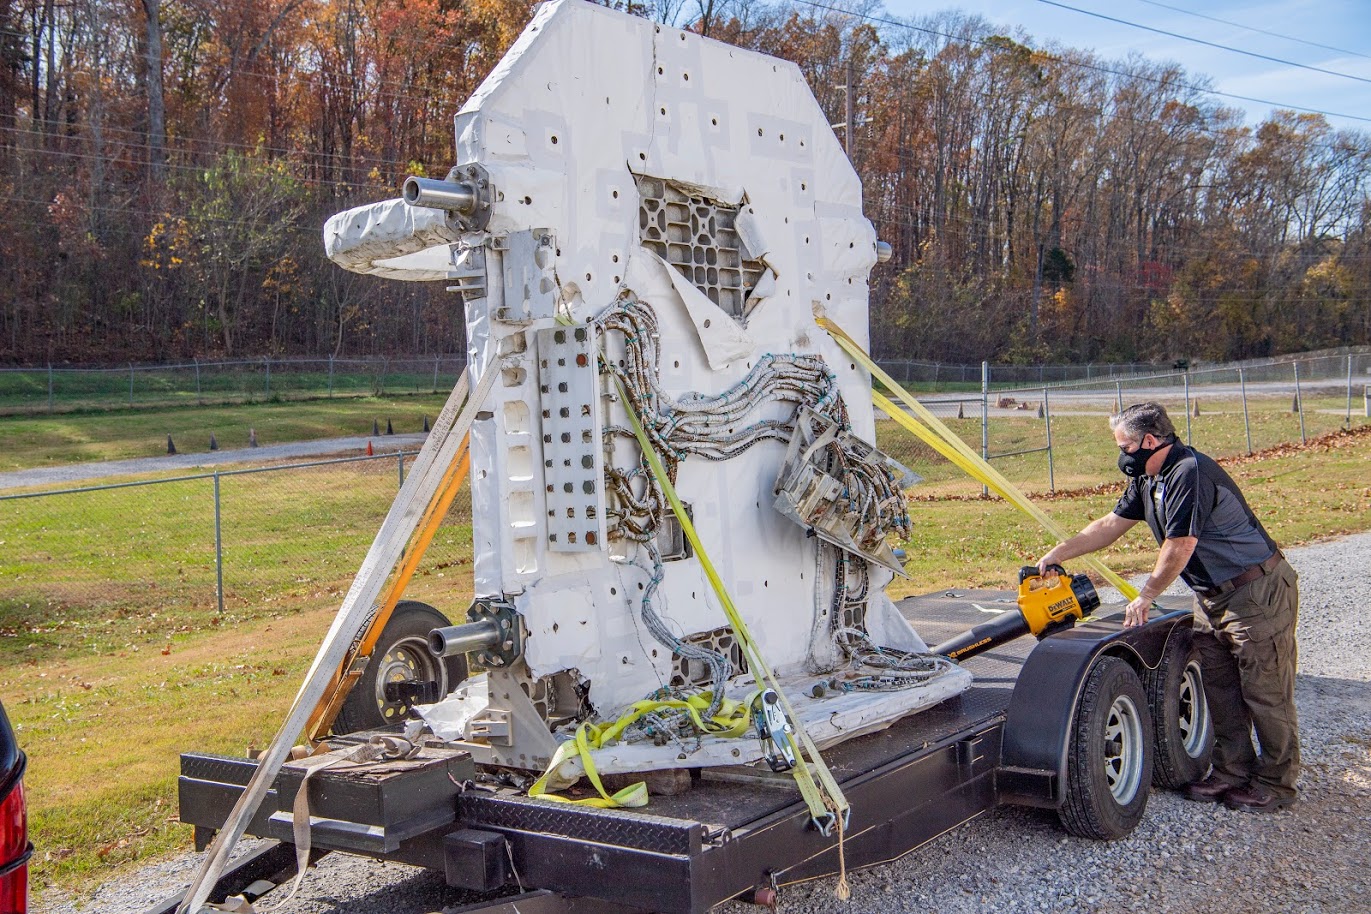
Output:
[428,619,501,658]
[403,176,478,213]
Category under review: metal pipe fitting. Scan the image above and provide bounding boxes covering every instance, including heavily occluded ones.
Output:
[428,619,501,658]
[403,176,479,214]
[876,240,893,263]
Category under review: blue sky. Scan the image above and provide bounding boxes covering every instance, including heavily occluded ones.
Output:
[878,0,1371,129]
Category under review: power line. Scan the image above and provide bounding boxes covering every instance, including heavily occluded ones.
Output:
[1037,0,1371,87]
[1129,0,1371,63]
[792,0,1371,125]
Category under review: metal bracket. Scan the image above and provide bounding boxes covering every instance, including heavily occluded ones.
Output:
[468,598,523,670]
[446,162,494,232]
[469,708,512,745]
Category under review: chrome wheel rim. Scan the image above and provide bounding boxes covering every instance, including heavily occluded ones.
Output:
[1179,659,1211,758]
[373,636,445,722]
[1104,693,1145,804]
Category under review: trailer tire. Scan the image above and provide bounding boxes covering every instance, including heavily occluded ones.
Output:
[1144,638,1213,789]
[1059,656,1153,840]
[334,601,468,734]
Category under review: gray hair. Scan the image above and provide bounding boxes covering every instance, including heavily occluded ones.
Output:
[1109,402,1177,443]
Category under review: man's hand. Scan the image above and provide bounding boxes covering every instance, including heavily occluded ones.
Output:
[1037,513,1137,578]
[1123,594,1152,628]
[1036,550,1063,577]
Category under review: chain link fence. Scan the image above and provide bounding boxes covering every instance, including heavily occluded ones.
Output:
[2,346,1366,649]
[876,347,1371,500]
[0,356,469,415]
[0,452,475,659]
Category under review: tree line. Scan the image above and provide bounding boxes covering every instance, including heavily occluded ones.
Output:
[0,0,1366,365]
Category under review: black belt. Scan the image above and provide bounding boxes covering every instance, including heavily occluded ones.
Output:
[1198,550,1283,600]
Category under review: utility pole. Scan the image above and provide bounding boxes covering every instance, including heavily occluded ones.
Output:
[844,57,855,157]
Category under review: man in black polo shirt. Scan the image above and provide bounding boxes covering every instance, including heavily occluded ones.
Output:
[1038,402,1299,812]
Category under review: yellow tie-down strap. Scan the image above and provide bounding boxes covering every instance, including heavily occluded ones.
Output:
[527,691,756,808]
[816,315,1139,602]
[530,377,849,834]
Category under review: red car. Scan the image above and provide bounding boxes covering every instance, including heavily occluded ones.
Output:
[0,702,27,914]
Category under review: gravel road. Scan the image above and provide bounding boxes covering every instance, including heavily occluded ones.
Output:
[44,532,1371,914]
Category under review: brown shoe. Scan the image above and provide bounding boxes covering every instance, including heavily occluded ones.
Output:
[1224,784,1296,813]
[1183,775,1236,803]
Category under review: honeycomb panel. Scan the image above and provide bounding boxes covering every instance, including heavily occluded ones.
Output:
[636,176,765,319]
[669,626,749,689]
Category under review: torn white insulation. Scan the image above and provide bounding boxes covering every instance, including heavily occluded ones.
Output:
[323,198,461,280]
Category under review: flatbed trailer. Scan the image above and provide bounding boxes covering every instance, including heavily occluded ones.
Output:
[166,591,1207,914]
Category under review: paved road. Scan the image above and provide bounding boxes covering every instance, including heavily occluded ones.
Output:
[0,433,427,492]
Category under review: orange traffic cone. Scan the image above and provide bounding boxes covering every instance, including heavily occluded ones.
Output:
[366,440,374,456]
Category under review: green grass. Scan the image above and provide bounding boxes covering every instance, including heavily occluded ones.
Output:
[6,399,1369,897]
[2,458,475,890]
[0,362,465,415]
[0,395,453,472]
[876,394,1369,498]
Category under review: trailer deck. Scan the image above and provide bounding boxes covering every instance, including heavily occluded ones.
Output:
[174,590,1186,914]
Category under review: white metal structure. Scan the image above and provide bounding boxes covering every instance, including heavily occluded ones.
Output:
[325,0,970,779]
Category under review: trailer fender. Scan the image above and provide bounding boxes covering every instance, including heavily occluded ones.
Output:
[998,609,1190,807]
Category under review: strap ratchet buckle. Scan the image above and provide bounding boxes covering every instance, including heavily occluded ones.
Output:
[752,689,796,773]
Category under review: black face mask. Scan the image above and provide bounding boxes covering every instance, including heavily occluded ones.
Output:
[1117,437,1172,478]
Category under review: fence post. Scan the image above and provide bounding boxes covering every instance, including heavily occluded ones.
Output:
[194,358,202,405]
[129,363,135,406]
[46,363,53,413]
[1044,386,1055,494]
[1346,355,1354,429]
[398,452,405,487]
[981,361,989,498]
[264,357,271,397]
[1294,362,1306,444]
[213,472,225,614]
[328,355,335,397]
[1183,371,1192,445]
[433,356,440,393]
[1239,367,1252,455]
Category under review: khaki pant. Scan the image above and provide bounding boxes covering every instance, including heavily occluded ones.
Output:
[1192,558,1301,799]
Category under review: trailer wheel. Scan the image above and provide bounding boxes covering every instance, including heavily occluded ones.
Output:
[1144,639,1213,789]
[334,601,468,734]
[1059,656,1153,840]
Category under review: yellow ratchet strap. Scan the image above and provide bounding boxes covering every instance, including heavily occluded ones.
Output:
[816,315,1139,602]
[528,691,756,808]
[610,376,849,831]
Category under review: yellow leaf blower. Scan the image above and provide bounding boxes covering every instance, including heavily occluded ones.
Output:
[932,565,1101,662]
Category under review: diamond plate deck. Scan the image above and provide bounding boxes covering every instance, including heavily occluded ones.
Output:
[460,792,703,856]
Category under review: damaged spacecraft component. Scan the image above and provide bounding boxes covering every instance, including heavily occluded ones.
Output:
[323,0,971,776]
